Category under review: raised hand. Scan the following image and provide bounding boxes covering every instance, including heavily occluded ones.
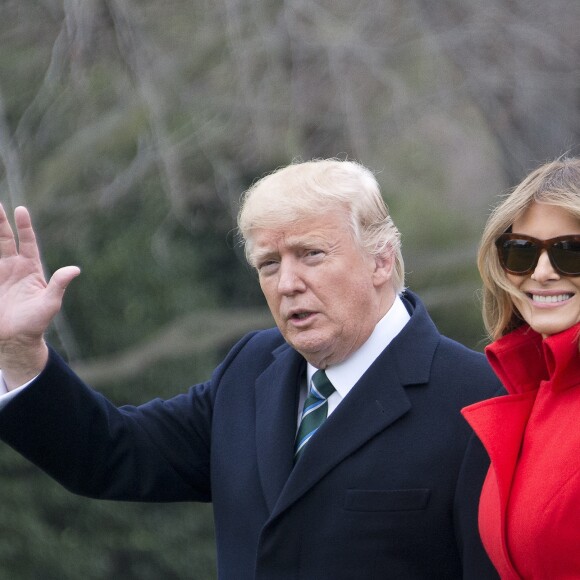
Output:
[0,203,80,389]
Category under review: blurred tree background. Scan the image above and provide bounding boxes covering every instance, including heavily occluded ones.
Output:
[0,0,578,578]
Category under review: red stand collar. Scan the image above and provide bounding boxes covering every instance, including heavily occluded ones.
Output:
[485,322,580,394]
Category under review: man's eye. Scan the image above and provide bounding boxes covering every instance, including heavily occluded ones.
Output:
[258,260,279,274]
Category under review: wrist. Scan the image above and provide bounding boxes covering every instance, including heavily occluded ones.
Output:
[0,339,49,390]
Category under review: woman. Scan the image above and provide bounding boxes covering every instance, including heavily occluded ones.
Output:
[462,157,580,579]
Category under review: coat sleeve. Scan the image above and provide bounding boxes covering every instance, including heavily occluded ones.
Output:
[0,345,218,502]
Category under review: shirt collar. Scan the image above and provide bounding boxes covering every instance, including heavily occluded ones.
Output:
[307,295,410,399]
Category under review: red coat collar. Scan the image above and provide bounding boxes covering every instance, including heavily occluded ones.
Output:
[484,322,580,394]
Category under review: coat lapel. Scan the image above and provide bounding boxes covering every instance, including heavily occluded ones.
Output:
[255,343,305,513]
[462,391,537,577]
[273,357,412,518]
[271,293,439,518]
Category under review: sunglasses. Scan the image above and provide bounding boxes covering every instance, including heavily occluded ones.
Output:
[495,233,580,276]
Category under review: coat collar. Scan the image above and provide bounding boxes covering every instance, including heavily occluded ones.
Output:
[462,322,580,473]
[485,322,580,394]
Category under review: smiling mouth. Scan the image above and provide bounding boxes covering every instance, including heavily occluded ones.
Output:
[529,293,573,303]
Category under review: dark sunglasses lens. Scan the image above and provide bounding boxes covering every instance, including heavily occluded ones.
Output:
[552,240,580,274]
[499,239,537,273]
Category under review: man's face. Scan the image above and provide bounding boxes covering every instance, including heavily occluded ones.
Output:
[252,210,395,368]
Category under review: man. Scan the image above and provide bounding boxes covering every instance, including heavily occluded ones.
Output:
[0,159,500,579]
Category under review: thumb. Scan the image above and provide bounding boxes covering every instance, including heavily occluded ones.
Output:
[46,266,81,298]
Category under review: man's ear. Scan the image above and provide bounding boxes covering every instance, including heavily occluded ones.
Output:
[372,250,395,288]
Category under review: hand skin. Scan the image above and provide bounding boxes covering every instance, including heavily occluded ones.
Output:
[0,203,80,390]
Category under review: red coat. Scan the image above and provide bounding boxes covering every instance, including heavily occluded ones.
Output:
[462,323,580,579]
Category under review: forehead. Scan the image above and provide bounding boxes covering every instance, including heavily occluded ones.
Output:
[251,211,353,251]
[513,202,580,237]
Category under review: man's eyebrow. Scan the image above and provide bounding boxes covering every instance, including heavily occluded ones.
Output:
[252,248,278,263]
[251,234,333,264]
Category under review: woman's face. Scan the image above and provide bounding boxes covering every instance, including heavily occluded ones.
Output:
[505,201,580,337]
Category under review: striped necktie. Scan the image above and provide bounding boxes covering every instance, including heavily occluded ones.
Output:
[294,369,336,462]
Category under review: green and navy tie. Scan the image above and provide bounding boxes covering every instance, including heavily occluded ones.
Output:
[294,370,336,462]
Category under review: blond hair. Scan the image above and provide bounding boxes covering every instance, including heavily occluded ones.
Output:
[237,158,405,293]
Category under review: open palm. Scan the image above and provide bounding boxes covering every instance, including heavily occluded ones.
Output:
[0,204,80,369]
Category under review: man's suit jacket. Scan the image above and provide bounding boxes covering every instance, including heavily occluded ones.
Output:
[0,291,501,579]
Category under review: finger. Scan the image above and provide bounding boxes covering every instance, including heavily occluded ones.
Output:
[13,206,42,261]
[46,265,82,299]
[0,202,18,258]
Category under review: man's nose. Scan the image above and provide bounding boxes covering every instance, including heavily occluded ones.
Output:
[531,250,560,282]
[277,260,306,294]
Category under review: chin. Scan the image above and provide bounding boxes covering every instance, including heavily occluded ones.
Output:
[289,338,327,360]
[529,320,577,337]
